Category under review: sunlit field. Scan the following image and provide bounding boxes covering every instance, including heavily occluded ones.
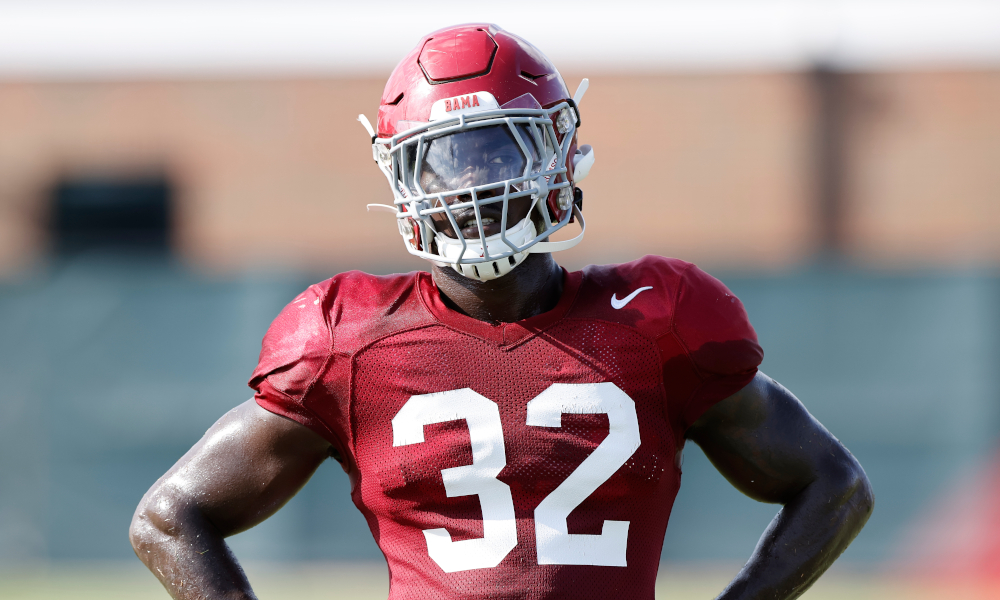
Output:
[1,562,995,600]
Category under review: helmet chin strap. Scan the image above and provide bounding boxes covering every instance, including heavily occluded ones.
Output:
[530,205,586,254]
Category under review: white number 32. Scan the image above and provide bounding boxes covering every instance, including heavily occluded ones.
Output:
[391,382,641,573]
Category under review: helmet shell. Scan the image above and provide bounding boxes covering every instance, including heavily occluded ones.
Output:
[377,24,572,138]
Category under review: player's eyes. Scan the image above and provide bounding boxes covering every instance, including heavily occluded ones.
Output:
[489,153,518,165]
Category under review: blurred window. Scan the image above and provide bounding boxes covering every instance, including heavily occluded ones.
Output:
[50,176,172,255]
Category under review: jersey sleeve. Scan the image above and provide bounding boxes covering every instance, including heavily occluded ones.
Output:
[671,264,763,431]
[249,284,344,449]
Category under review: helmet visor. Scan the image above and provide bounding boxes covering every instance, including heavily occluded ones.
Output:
[411,124,544,199]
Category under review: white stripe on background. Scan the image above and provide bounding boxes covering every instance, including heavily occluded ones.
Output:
[0,1,999,78]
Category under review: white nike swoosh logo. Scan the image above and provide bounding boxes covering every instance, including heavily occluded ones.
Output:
[611,286,653,309]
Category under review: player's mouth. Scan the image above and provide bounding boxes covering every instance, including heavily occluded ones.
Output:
[459,216,503,239]
[450,204,505,239]
[434,194,532,240]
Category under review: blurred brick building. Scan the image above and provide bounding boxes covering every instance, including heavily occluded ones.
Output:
[0,70,999,275]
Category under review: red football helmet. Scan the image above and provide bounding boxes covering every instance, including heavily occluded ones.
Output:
[360,24,593,281]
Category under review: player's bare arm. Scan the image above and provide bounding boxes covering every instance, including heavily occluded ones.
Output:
[687,373,874,600]
[129,401,331,600]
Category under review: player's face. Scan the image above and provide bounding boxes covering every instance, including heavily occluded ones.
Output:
[415,124,541,240]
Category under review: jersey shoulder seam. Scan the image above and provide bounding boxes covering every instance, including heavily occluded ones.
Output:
[347,321,443,358]
[299,282,336,403]
[260,376,346,453]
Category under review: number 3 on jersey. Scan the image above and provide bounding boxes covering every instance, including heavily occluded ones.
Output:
[391,382,641,572]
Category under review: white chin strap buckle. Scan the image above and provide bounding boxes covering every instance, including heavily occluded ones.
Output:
[573,144,594,182]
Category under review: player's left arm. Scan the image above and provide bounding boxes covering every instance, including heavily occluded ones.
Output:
[686,371,874,600]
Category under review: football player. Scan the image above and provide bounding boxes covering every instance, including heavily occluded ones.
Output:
[130,24,872,600]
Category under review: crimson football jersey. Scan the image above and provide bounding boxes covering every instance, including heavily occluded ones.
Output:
[250,255,762,600]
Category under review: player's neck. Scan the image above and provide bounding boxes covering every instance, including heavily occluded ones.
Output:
[431,253,564,324]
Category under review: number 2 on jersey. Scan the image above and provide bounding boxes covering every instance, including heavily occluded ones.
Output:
[391,382,641,572]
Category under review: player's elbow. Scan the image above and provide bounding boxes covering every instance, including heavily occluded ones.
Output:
[129,484,187,559]
[129,510,153,560]
[821,447,874,526]
[849,465,875,524]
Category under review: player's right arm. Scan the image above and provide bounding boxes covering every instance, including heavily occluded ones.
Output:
[129,399,332,600]
[131,283,342,599]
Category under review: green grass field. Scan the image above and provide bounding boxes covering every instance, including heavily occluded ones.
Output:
[0,562,993,599]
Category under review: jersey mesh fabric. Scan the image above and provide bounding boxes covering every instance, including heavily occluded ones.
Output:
[251,255,763,600]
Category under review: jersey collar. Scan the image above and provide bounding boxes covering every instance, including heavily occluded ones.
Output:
[417,268,583,348]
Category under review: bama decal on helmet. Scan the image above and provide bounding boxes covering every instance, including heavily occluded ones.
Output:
[428,92,500,121]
